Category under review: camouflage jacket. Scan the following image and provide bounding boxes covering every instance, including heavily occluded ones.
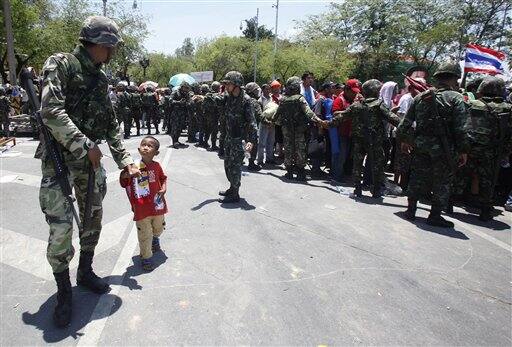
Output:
[224,90,257,142]
[0,95,10,117]
[332,97,400,141]
[170,89,191,115]
[273,94,320,131]
[130,92,142,113]
[115,91,131,116]
[397,87,469,157]
[467,97,512,155]
[38,44,133,169]
[141,92,158,111]
[248,97,263,124]
[203,92,220,117]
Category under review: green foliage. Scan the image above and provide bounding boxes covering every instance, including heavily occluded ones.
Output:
[127,53,194,86]
[242,17,274,40]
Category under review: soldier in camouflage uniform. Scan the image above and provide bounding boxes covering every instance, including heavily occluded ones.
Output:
[162,88,172,135]
[203,81,221,150]
[38,16,140,327]
[218,83,228,157]
[129,85,142,136]
[218,71,257,203]
[459,76,512,221]
[328,79,400,197]
[115,82,132,139]
[244,82,263,171]
[273,76,324,181]
[0,86,11,136]
[195,84,209,147]
[169,81,192,148]
[397,61,469,228]
[142,86,160,134]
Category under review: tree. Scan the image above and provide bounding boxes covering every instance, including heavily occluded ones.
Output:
[175,37,195,58]
[242,17,274,40]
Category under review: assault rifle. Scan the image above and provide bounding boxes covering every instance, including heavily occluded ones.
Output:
[20,68,94,231]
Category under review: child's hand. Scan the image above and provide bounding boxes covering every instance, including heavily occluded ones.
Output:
[158,188,166,196]
[119,170,130,179]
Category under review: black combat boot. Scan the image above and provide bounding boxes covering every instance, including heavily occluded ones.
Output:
[404,199,417,220]
[136,130,140,136]
[248,160,261,172]
[478,206,493,222]
[426,207,454,228]
[353,183,362,198]
[296,168,307,182]
[284,167,294,180]
[219,188,240,203]
[155,127,160,134]
[77,251,110,294]
[219,186,233,196]
[53,268,72,328]
[372,184,382,198]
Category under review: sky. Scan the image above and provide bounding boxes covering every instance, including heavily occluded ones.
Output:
[112,0,333,54]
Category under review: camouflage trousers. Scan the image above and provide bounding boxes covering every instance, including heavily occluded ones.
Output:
[169,112,185,141]
[352,140,386,186]
[223,136,245,189]
[218,114,226,152]
[282,128,307,168]
[455,147,498,207]
[121,112,132,137]
[39,157,107,273]
[407,151,454,209]
[187,112,198,140]
[206,113,219,146]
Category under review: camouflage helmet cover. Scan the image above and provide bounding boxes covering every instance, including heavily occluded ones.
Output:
[285,76,301,94]
[79,16,123,48]
[211,81,221,92]
[361,79,382,98]
[245,82,260,95]
[433,61,461,78]
[477,76,505,97]
[200,84,210,93]
[222,71,244,87]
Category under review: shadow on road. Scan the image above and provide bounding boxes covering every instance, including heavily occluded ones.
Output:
[447,211,510,231]
[125,252,168,278]
[394,211,469,240]
[191,198,218,211]
[21,290,122,343]
[220,198,256,210]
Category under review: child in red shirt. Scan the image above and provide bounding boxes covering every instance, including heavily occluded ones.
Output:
[120,136,167,271]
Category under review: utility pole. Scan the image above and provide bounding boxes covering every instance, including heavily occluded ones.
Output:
[3,0,17,85]
[102,0,107,16]
[272,0,279,79]
[253,8,259,82]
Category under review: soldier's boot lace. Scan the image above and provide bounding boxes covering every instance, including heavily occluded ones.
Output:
[284,167,294,180]
[77,251,110,294]
[478,206,493,222]
[296,168,307,182]
[353,183,362,198]
[219,188,240,203]
[426,207,454,228]
[404,199,417,220]
[53,268,72,328]
[219,187,233,196]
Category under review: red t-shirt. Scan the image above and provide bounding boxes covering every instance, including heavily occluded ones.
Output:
[332,92,352,137]
[120,161,168,221]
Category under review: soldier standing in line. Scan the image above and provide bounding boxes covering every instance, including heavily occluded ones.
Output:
[142,85,159,135]
[0,86,11,136]
[115,82,132,139]
[397,62,469,228]
[459,76,511,221]
[203,81,221,151]
[218,82,228,158]
[169,81,192,148]
[218,71,257,203]
[273,76,324,181]
[327,79,400,197]
[38,16,140,327]
[129,85,142,136]
[245,82,263,171]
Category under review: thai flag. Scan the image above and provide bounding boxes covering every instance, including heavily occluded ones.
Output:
[464,43,507,75]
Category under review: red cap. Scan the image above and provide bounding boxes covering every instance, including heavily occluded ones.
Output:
[270,80,281,88]
[345,79,361,93]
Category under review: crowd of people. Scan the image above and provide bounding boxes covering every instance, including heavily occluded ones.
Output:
[107,67,512,224]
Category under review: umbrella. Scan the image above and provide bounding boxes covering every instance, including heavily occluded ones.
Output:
[168,73,196,87]
[139,81,158,91]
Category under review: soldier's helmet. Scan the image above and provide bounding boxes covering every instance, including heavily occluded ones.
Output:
[433,61,461,79]
[146,85,154,92]
[79,16,123,48]
[285,76,301,94]
[116,81,127,90]
[245,82,261,97]
[200,84,210,94]
[477,76,505,97]
[211,81,221,92]
[180,81,190,89]
[222,71,244,87]
[361,79,382,98]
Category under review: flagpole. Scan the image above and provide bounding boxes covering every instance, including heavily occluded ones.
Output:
[460,71,468,90]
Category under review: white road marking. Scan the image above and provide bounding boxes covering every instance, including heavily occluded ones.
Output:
[457,223,511,253]
[77,146,173,346]
[0,214,132,280]
[0,170,41,188]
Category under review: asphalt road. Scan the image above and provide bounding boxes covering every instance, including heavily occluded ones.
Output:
[0,135,511,346]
